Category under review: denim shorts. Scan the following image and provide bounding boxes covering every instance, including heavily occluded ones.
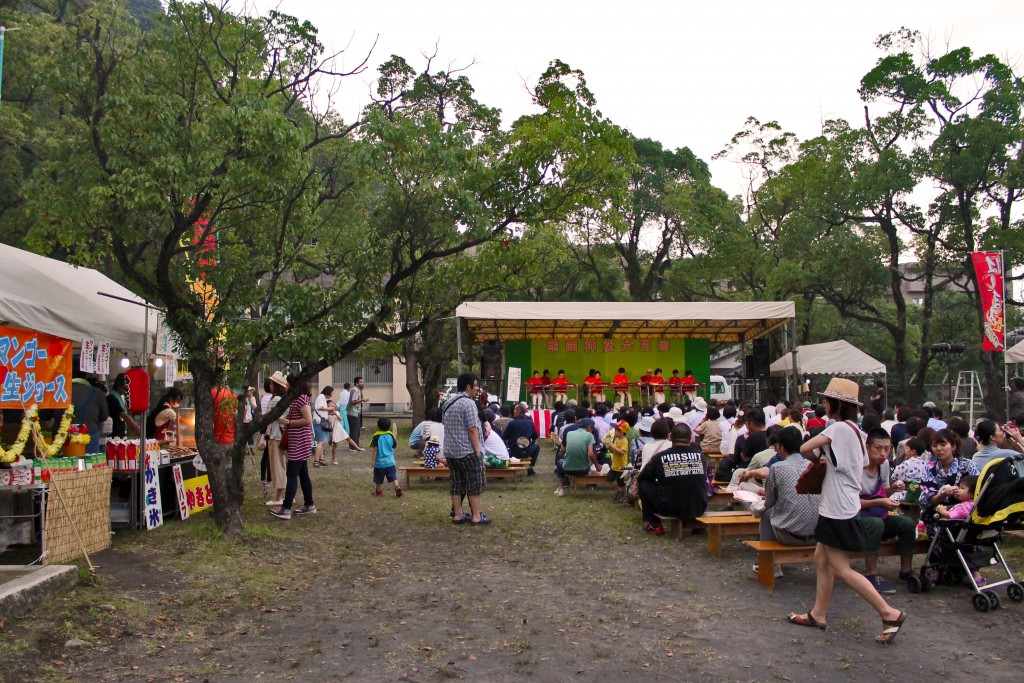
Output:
[312,421,331,444]
[373,466,398,484]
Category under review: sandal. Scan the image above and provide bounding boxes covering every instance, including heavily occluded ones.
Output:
[787,612,827,630]
[452,514,470,524]
[470,513,492,526]
[876,611,907,645]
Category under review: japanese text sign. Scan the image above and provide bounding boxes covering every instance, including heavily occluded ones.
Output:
[0,326,72,409]
[971,252,1004,351]
[183,475,214,514]
[172,464,189,520]
[143,448,164,530]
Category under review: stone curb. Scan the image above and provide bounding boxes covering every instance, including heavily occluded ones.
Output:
[0,565,80,620]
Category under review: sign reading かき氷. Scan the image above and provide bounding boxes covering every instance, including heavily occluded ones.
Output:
[0,326,73,409]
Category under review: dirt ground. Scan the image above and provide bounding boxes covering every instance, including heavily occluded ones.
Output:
[2,443,1024,682]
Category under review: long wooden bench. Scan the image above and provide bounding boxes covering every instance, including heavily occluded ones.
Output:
[697,514,760,558]
[568,474,615,491]
[746,538,932,590]
[399,466,525,489]
[656,510,750,540]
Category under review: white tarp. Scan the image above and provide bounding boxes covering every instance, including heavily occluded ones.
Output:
[770,340,886,376]
[455,301,795,343]
[1006,339,1024,363]
[0,242,156,351]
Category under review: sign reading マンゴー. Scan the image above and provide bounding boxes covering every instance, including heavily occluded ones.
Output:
[0,326,73,409]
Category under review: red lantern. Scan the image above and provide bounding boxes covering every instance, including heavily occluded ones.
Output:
[124,367,150,413]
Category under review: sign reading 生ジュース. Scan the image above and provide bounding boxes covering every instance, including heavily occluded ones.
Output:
[0,326,73,409]
[971,252,1005,351]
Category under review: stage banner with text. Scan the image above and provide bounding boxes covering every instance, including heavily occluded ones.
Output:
[971,252,1005,351]
[0,326,73,409]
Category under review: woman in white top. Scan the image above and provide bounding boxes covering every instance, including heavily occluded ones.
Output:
[787,378,906,645]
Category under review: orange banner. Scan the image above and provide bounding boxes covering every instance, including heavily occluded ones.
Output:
[0,326,73,409]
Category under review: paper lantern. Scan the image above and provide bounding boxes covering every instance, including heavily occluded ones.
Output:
[124,367,150,413]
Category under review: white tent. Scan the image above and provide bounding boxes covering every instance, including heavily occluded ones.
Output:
[455,301,795,343]
[1006,339,1024,364]
[770,340,886,376]
[0,242,156,351]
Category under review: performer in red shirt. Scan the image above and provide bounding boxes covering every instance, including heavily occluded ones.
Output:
[541,369,553,408]
[682,369,699,402]
[551,369,570,404]
[639,368,653,405]
[668,369,683,401]
[649,368,666,404]
[526,370,545,410]
[613,367,631,407]
[589,370,602,403]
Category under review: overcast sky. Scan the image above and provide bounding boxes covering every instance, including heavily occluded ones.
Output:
[272,0,1024,199]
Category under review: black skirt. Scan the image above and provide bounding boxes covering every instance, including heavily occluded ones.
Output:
[815,515,868,553]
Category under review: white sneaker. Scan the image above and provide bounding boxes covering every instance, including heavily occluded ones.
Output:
[554,487,565,497]
[752,563,784,578]
[264,499,284,506]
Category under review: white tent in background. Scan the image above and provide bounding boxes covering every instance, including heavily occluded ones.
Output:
[770,340,886,376]
[1005,339,1024,364]
[0,242,156,352]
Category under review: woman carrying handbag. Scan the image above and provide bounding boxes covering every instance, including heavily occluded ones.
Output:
[787,378,907,645]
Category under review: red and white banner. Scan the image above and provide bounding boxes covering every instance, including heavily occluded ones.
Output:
[531,409,552,439]
[971,252,1005,351]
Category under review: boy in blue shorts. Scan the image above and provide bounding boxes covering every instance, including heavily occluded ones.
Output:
[370,417,402,497]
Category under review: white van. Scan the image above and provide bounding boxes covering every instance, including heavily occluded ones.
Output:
[709,375,732,403]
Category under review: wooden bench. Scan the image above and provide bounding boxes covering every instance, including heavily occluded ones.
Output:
[656,510,750,540]
[745,538,932,590]
[697,514,760,558]
[399,466,524,489]
[568,474,615,491]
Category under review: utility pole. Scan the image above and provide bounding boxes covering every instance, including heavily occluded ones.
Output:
[0,26,20,102]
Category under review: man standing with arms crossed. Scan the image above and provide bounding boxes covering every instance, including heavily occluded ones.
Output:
[347,376,368,449]
[441,372,491,525]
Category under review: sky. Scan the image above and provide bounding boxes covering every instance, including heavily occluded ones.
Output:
[269,0,1024,199]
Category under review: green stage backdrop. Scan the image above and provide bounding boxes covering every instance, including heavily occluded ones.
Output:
[503,338,710,404]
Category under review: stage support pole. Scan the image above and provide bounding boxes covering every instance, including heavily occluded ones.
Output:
[790,319,799,402]
[456,316,463,374]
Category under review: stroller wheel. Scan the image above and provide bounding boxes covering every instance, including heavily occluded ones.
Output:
[1007,583,1024,603]
[907,575,922,594]
[972,592,991,613]
[985,590,1000,610]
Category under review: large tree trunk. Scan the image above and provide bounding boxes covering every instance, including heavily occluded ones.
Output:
[405,339,426,427]
[192,369,246,536]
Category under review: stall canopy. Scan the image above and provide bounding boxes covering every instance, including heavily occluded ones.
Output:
[0,242,156,350]
[769,340,886,376]
[455,301,796,343]
[1006,339,1024,363]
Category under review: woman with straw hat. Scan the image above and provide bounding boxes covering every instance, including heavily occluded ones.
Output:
[787,377,907,645]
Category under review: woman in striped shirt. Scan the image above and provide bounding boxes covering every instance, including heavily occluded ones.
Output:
[270,375,316,520]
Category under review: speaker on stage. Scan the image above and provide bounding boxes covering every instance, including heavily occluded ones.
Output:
[752,338,770,379]
[481,340,501,380]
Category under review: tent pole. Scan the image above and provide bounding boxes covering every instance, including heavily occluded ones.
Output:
[456,317,463,374]
[790,319,799,403]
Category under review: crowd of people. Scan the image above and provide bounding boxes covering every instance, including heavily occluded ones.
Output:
[450,375,1024,646]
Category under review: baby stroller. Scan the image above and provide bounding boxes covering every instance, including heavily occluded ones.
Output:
[908,454,1024,612]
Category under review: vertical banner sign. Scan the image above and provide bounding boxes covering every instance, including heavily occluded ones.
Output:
[506,367,522,403]
[164,354,177,387]
[143,447,164,530]
[80,338,96,373]
[97,342,110,375]
[971,252,1005,351]
[0,326,73,409]
[172,464,189,520]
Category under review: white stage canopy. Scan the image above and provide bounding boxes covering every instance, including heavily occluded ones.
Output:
[0,242,156,351]
[770,340,886,376]
[1006,339,1024,364]
[455,301,795,344]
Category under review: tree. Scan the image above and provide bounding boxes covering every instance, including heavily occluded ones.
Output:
[20,2,630,534]
[860,29,1024,416]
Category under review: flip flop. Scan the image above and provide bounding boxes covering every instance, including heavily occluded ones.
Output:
[470,514,492,526]
[452,514,470,524]
[877,611,906,645]
[787,612,827,630]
